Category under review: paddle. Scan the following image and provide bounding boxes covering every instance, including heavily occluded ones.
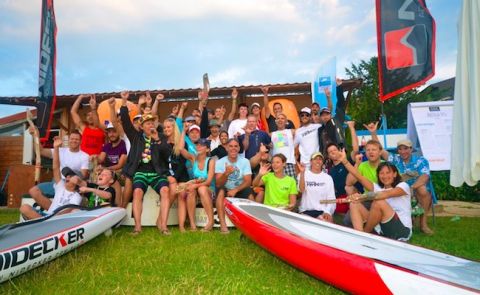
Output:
[320,171,420,204]
[26,109,42,185]
[0,204,108,239]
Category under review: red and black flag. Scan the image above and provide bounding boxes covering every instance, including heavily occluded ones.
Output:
[37,0,57,142]
[376,0,435,102]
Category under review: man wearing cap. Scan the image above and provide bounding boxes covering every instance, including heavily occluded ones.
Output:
[262,87,295,132]
[215,138,254,233]
[20,138,85,220]
[317,81,347,154]
[297,152,336,222]
[120,92,173,234]
[294,107,321,167]
[385,139,434,234]
[98,122,127,173]
[207,120,222,150]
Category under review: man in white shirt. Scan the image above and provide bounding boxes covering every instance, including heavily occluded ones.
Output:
[297,152,336,222]
[227,103,249,139]
[28,129,89,201]
[294,107,321,167]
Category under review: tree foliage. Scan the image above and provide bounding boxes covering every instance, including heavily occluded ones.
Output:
[344,57,430,129]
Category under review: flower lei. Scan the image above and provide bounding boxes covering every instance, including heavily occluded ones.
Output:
[142,135,152,163]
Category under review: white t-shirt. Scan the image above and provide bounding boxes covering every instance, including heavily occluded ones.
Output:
[294,123,321,165]
[209,136,221,151]
[373,182,412,229]
[122,134,131,154]
[47,180,83,214]
[50,147,89,178]
[271,129,295,164]
[227,118,247,139]
[298,170,336,215]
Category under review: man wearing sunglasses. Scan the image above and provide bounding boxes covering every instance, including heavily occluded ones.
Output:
[294,107,321,167]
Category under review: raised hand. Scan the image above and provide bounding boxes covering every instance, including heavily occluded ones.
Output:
[138,94,146,106]
[145,91,153,106]
[231,88,238,100]
[53,137,63,148]
[336,78,343,86]
[89,94,97,110]
[120,91,129,101]
[108,97,116,106]
[260,86,269,96]
[220,105,226,116]
[156,93,164,101]
[171,104,179,115]
[338,148,348,163]
[354,153,363,164]
[258,161,271,175]
[198,90,208,101]
[181,102,188,109]
[363,121,379,133]
[296,162,306,173]
[346,121,356,129]
[323,87,331,97]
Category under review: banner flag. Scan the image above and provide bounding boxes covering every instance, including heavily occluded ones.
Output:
[376,0,435,102]
[311,56,337,114]
[37,0,57,142]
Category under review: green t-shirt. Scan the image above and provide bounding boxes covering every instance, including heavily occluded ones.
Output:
[358,161,382,191]
[262,172,298,206]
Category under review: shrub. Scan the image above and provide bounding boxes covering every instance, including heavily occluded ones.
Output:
[431,171,480,202]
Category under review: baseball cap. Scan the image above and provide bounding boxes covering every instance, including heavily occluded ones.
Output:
[188,124,201,133]
[310,152,324,160]
[319,107,331,114]
[105,121,115,130]
[62,167,81,178]
[251,102,261,109]
[397,139,413,148]
[184,115,196,122]
[300,107,311,115]
[194,138,211,147]
[133,114,142,122]
[140,114,156,124]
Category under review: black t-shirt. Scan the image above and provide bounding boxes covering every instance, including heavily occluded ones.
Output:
[328,161,363,197]
[266,115,295,132]
[86,183,116,207]
[211,145,227,159]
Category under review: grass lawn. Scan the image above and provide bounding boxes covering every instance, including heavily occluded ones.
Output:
[1,210,479,294]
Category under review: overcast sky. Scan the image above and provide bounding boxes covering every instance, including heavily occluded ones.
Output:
[0,0,461,117]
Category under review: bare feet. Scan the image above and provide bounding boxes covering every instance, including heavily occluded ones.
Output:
[421,226,434,235]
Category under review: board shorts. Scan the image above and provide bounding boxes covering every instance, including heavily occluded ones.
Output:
[380,212,412,241]
[132,172,168,194]
[216,187,254,199]
[37,181,55,198]
[301,210,324,218]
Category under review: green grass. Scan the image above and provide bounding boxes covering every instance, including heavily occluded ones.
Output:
[1,210,479,294]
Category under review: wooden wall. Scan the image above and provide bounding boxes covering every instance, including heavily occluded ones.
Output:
[0,136,23,188]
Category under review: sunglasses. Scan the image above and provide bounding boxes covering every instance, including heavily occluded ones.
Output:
[300,113,311,117]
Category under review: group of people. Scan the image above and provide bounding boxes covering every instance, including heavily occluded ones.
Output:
[20,79,435,240]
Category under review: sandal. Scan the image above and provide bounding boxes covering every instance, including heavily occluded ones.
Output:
[130,229,142,236]
[160,229,171,236]
[219,228,230,235]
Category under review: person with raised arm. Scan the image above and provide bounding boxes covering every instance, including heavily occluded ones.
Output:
[294,107,321,167]
[228,88,249,138]
[119,91,172,235]
[215,139,254,233]
[20,137,84,220]
[270,113,296,180]
[252,154,297,210]
[180,138,216,232]
[163,117,191,231]
[338,149,412,241]
[238,115,271,159]
[297,152,336,222]
[71,94,105,156]
[263,87,295,132]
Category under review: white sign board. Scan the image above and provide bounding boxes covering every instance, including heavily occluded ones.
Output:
[407,101,453,171]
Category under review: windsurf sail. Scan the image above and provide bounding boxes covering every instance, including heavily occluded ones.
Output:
[376,0,435,102]
[37,0,58,142]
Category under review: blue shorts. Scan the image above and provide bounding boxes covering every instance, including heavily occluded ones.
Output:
[37,181,55,197]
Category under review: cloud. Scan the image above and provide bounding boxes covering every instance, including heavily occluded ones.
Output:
[210,67,247,86]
